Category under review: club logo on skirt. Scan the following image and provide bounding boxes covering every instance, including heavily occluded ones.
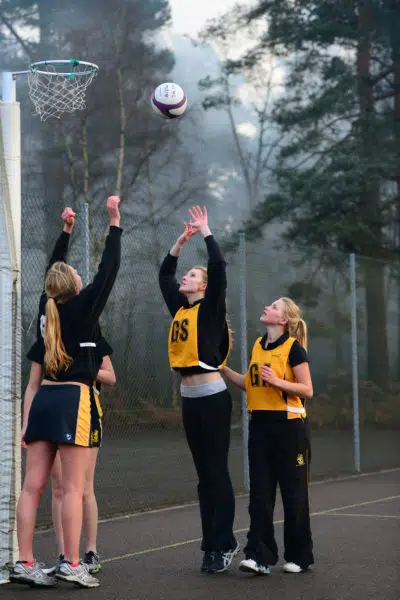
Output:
[296,453,305,466]
[91,430,99,445]
[65,433,72,441]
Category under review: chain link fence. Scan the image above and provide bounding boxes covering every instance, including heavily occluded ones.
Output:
[21,196,400,527]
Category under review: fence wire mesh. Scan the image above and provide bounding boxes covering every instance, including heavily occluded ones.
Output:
[20,196,400,527]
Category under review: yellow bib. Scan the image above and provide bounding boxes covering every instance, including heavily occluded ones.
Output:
[168,304,231,370]
[245,336,306,418]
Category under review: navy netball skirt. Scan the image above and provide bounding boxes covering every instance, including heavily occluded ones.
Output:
[24,384,102,448]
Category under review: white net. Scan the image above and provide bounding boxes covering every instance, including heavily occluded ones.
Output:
[28,60,98,121]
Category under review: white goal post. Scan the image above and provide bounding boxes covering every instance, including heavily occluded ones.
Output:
[0,71,21,582]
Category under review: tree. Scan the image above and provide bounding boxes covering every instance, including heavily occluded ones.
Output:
[199,13,282,214]
[205,0,400,386]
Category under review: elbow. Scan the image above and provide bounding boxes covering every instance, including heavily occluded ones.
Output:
[109,374,117,386]
[304,386,313,399]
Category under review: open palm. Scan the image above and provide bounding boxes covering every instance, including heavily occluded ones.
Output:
[188,205,208,229]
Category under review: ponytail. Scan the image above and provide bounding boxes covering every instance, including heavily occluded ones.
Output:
[280,297,308,350]
[44,297,72,379]
[294,318,308,350]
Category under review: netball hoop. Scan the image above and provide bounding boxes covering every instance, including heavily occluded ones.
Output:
[28,59,99,121]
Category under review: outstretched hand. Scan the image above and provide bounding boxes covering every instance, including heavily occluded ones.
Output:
[61,207,76,233]
[188,205,211,237]
[169,222,198,257]
[177,222,199,248]
[106,196,121,227]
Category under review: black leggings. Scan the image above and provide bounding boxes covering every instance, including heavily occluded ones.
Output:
[244,414,314,568]
[181,389,236,552]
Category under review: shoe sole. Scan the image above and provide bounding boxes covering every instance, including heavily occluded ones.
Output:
[239,564,270,575]
[9,575,57,587]
[283,568,307,574]
[55,573,99,588]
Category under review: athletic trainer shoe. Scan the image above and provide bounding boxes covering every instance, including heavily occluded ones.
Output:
[208,542,240,574]
[239,558,271,575]
[9,560,57,587]
[201,551,213,573]
[84,551,102,574]
[43,554,64,575]
[55,560,99,588]
[283,562,308,573]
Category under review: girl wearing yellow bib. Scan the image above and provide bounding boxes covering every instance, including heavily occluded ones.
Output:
[223,297,314,575]
[159,206,238,575]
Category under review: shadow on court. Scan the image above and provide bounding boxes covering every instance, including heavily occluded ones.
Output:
[3,468,399,599]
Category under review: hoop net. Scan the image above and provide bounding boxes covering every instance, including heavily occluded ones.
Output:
[28,60,98,121]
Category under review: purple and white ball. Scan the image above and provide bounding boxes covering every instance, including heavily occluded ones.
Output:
[151,82,187,119]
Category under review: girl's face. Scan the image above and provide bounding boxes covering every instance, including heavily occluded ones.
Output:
[179,268,206,295]
[260,298,287,327]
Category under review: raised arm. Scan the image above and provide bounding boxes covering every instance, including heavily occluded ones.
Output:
[45,207,75,272]
[76,196,122,323]
[158,222,198,317]
[188,205,226,303]
[36,207,76,338]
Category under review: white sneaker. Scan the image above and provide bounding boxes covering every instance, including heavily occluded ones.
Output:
[239,558,270,575]
[9,561,57,587]
[283,562,304,573]
[55,560,99,588]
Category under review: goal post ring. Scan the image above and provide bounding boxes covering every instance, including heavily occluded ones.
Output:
[27,59,99,120]
[29,59,99,78]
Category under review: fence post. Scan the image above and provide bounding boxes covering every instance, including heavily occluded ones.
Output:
[81,203,90,286]
[349,253,361,472]
[239,232,249,492]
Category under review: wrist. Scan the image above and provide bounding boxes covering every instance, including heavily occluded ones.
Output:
[110,218,120,227]
[170,244,181,257]
[63,226,72,234]
[200,226,212,237]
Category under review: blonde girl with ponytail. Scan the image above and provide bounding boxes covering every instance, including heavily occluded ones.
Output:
[11,197,122,590]
[223,296,314,576]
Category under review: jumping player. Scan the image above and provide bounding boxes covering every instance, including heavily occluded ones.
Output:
[159,205,238,574]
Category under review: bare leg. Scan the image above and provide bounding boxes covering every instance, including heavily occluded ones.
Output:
[50,452,65,556]
[17,441,57,561]
[83,448,99,553]
[58,444,92,564]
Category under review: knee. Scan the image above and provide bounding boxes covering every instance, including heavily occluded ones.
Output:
[83,482,95,503]
[23,478,47,498]
[62,479,85,496]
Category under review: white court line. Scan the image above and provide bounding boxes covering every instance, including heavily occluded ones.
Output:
[35,465,400,534]
[101,494,400,564]
[96,466,400,526]
[324,513,400,519]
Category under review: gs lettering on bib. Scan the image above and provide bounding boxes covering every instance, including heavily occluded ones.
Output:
[168,305,200,369]
[244,336,306,418]
[170,318,189,343]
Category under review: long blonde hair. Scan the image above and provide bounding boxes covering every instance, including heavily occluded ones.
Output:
[280,297,308,350]
[44,262,77,379]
